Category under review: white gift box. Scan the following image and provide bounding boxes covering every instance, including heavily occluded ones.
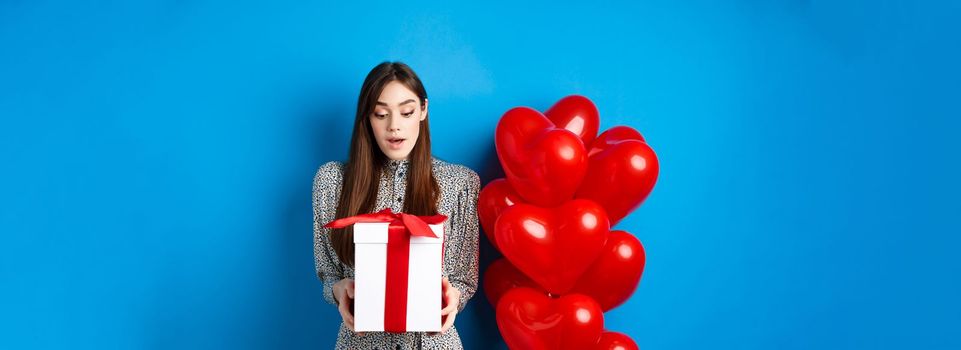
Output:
[353,221,445,333]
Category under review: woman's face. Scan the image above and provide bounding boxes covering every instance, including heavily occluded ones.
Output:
[370,80,428,160]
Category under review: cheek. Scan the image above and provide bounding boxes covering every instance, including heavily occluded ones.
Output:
[408,116,423,128]
[369,119,387,140]
[406,119,421,138]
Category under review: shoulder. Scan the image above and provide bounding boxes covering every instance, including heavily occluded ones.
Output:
[314,161,345,190]
[431,157,480,192]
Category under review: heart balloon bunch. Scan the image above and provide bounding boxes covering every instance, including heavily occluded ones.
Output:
[480,95,658,349]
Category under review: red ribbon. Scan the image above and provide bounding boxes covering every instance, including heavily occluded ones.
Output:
[324,209,447,332]
[323,208,447,237]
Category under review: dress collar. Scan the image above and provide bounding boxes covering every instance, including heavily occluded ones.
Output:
[384,158,410,169]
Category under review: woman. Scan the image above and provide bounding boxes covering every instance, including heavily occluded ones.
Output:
[312,61,480,349]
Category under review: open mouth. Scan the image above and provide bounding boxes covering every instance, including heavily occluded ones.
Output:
[387,137,406,149]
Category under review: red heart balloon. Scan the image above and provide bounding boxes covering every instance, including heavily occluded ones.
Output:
[577,126,659,225]
[571,230,646,311]
[478,178,525,252]
[495,199,610,295]
[587,125,646,156]
[593,331,639,350]
[545,95,600,146]
[483,258,543,307]
[496,287,604,350]
[495,107,588,207]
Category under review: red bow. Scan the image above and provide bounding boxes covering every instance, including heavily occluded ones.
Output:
[323,208,447,238]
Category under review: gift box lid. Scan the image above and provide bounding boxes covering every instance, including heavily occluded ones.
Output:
[352,222,444,244]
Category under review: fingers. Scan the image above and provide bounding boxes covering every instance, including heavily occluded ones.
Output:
[335,290,352,315]
[338,306,363,336]
[336,280,356,331]
[338,306,354,330]
[441,285,461,316]
[441,298,457,315]
[334,286,347,306]
[440,309,457,334]
[437,278,459,335]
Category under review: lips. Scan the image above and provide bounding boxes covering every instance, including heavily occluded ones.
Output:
[387,137,406,150]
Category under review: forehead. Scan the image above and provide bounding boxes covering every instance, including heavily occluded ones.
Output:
[377,81,419,107]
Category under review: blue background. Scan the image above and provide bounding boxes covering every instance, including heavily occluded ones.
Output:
[2,0,959,349]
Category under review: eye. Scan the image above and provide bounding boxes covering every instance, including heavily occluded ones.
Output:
[402,111,414,117]
[373,113,388,119]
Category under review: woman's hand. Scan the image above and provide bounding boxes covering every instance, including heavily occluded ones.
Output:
[332,278,364,336]
[437,277,462,335]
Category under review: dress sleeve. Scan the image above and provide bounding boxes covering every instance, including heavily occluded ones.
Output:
[446,169,481,313]
[313,162,344,306]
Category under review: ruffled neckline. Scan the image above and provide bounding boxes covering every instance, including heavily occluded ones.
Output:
[384,158,410,169]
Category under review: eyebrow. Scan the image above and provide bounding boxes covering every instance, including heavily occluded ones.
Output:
[375,99,417,107]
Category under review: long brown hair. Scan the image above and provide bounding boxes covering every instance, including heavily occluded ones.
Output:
[331,61,440,266]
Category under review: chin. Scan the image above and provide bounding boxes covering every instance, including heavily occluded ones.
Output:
[382,149,408,160]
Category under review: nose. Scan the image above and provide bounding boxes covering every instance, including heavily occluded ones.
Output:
[387,115,402,133]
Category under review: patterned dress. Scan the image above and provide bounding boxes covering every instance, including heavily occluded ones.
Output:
[313,157,481,349]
